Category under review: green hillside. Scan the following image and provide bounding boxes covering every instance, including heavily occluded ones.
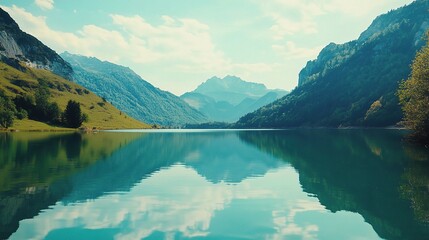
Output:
[61,52,208,126]
[236,0,429,128]
[0,62,149,130]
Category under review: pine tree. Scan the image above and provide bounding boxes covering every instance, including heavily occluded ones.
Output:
[64,100,85,128]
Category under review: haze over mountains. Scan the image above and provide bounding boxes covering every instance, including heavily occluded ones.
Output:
[236,0,429,128]
[1,0,428,129]
[61,52,208,126]
[0,3,288,129]
[61,52,287,125]
[181,76,288,122]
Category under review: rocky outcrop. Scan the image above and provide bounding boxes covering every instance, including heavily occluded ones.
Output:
[0,8,73,79]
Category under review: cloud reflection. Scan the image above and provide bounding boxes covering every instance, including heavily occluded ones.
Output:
[8,163,379,240]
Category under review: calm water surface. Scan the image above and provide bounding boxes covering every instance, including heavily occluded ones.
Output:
[1,129,428,239]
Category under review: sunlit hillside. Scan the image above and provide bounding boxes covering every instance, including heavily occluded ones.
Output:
[0,62,150,130]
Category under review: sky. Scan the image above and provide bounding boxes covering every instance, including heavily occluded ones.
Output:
[0,0,414,95]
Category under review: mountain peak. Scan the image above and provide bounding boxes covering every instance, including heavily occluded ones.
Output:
[196,75,267,93]
[182,75,288,122]
[190,75,285,106]
[61,52,208,126]
[205,75,244,83]
[0,8,19,32]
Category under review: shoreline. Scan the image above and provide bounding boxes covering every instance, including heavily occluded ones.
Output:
[1,126,410,133]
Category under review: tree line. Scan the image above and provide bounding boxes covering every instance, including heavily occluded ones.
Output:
[0,79,87,129]
[398,33,429,144]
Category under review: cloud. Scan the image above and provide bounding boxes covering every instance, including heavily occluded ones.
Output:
[272,42,324,60]
[1,5,283,93]
[2,5,226,71]
[272,0,403,18]
[110,14,229,72]
[34,0,54,10]
[1,5,87,53]
[9,165,328,240]
[265,0,410,41]
[270,14,318,39]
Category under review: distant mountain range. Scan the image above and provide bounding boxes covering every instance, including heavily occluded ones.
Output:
[236,0,429,128]
[61,52,208,126]
[181,76,288,122]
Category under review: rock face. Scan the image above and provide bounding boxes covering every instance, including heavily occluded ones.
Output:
[61,52,208,126]
[299,1,429,88]
[0,8,72,79]
[181,76,288,122]
[236,0,429,128]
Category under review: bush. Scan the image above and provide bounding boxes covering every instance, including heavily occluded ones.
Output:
[0,91,16,128]
[16,109,28,120]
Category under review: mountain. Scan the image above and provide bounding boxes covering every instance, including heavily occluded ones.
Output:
[236,0,429,128]
[0,8,148,130]
[238,129,429,239]
[0,8,72,79]
[0,61,148,130]
[61,52,208,126]
[181,76,288,122]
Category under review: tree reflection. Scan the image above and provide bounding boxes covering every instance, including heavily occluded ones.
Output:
[239,129,429,239]
[0,132,145,239]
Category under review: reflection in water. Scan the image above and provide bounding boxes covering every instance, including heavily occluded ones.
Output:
[239,129,429,239]
[0,130,428,239]
[0,132,145,239]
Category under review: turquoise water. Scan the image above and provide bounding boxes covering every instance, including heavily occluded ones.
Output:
[1,129,428,239]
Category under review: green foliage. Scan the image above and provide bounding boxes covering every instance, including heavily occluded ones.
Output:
[63,100,85,128]
[14,94,34,113]
[30,80,61,123]
[15,109,28,120]
[0,62,148,130]
[398,34,429,141]
[0,91,16,128]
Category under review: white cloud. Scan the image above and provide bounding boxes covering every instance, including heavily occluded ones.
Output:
[34,0,53,10]
[273,42,324,60]
[1,5,87,53]
[266,0,412,40]
[3,5,227,72]
[9,162,380,240]
[5,6,227,76]
[9,165,327,240]
[272,0,405,18]
[270,14,318,39]
[1,5,283,93]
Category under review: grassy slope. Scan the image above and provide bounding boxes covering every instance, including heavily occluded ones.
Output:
[0,62,150,130]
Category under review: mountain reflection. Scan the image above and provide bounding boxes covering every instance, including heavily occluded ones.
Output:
[1,131,286,239]
[63,131,285,202]
[1,130,429,240]
[0,132,145,239]
[239,129,429,239]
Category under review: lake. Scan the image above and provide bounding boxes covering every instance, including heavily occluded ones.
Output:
[1,129,428,240]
